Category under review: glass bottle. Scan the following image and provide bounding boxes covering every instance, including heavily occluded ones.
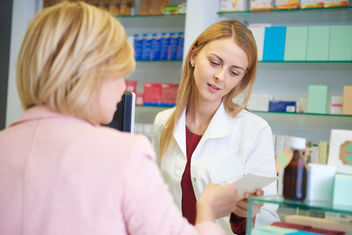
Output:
[283,137,307,201]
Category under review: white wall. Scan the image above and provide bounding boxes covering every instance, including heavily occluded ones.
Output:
[6,0,40,127]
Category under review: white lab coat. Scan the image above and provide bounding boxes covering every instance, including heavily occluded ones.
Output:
[152,103,279,234]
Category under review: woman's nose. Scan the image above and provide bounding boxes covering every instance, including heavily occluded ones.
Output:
[214,68,226,81]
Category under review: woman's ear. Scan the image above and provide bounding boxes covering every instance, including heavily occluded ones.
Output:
[190,53,196,67]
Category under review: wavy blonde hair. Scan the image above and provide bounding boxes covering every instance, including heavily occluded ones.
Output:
[16,1,135,123]
[160,19,258,156]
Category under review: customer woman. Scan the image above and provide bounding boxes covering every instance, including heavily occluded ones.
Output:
[0,2,241,235]
[153,20,279,234]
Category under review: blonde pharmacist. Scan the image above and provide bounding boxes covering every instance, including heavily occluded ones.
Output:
[0,2,243,235]
[153,20,279,234]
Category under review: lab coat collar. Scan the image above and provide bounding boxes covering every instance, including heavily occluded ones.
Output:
[173,108,187,158]
[202,102,233,140]
[172,102,234,158]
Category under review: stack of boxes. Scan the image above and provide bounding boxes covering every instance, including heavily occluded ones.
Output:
[133,32,184,61]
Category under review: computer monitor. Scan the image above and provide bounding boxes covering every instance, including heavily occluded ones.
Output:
[105,92,135,133]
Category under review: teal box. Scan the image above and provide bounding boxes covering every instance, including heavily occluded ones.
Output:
[307,85,330,114]
[263,26,287,61]
[285,26,308,61]
[329,25,352,61]
[306,26,330,61]
[333,173,352,207]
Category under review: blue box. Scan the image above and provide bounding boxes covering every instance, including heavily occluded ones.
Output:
[269,101,296,112]
[160,32,170,60]
[134,33,144,61]
[176,32,184,60]
[151,33,162,60]
[169,32,179,60]
[263,26,287,61]
[142,33,153,61]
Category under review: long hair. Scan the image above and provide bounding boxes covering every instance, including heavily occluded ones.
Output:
[16,1,135,123]
[159,19,258,156]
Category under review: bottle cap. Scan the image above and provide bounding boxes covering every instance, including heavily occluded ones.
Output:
[289,137,306,150]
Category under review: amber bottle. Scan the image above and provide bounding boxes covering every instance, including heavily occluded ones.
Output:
[283,138,307,201]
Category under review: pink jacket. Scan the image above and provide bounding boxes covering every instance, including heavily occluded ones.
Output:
[0,106,224,235]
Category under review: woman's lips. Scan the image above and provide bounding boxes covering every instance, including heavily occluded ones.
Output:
[207,82,220,92]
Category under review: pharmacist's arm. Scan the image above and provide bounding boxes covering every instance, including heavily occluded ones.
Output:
[243,123,280,225]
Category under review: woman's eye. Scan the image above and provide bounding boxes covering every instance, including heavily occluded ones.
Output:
[210,61,220,66]
[230,70,239,76]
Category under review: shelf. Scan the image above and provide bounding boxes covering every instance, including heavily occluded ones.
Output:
[217,6,352,25]
[249,195,352,214]
[136,60,182,62]
[117,13,186,28]
[259,60,352,63]
[136,106,352,118]
[116,13,185,18]
[253,111,352,118]
[218,6,352,14]
[247,195,352,235]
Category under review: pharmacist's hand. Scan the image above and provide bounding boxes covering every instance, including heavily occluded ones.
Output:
[196,183,239,223]
[232,189,263,218]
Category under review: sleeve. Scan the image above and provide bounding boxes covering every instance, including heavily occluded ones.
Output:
[243,121,280,227]
[121,136,226,235]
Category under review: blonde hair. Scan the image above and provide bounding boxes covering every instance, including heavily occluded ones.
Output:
[16,1,135,123]
[160,19,258,156]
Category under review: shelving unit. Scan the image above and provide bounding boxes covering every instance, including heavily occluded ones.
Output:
[128,1,352,144]
[212,4,352,143]
[116,10,185,92]
[247,195,352,234]
[217,6,352,25]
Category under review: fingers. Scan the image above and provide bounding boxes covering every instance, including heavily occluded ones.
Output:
[232,205,248,218]
[243,189,264,199]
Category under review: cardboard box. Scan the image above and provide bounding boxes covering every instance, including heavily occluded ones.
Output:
[307,85,330,114]
[333,173,352,207]
[263,26,286,61]
[125,80,137,93]
[250,0,274,10]
[219,0,248,11]
[275,0,299,9]
[161,83,178,106]
[248,26,265,61]
[306,163,336,202]
[329,25,352,61]
[136,92,144,106]
[269,101,296,112]
[342,85,352,115]
[284,26,308,61]
[330,95,343,114]
[143,83,162,105]
[306,26,330,61]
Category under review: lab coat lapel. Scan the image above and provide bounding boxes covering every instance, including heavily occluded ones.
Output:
[201,103,233,142]
[173,108,187,158]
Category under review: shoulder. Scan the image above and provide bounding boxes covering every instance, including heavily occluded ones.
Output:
[153,107,175,130]
[235,109,271,130]
[154,108,175,124]
[76,125,156,162]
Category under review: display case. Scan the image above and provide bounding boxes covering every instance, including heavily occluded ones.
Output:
[247,195,352,234]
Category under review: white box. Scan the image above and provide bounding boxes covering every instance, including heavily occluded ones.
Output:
[219,0,248,11]
[306,163,336,202]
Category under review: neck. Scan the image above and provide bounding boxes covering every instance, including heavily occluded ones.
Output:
[186,96,221,135]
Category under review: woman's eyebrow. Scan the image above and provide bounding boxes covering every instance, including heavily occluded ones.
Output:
[210,53,246,71]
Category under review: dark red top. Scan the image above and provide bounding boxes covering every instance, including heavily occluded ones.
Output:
[182,126,246,234]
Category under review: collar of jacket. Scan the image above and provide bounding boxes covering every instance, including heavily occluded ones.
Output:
[173,102,234,157]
